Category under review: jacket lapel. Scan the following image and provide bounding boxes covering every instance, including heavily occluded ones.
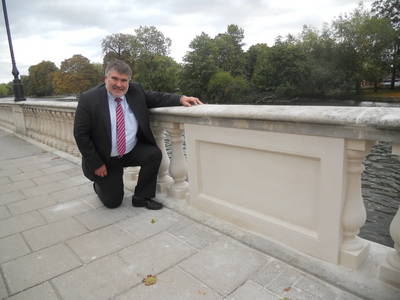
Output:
[99,85,112,143]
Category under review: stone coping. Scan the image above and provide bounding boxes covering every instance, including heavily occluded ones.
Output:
[2,101,400,142]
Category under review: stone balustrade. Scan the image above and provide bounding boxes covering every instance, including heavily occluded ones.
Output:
[1,100,400,289]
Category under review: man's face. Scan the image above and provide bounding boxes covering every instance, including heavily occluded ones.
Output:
[105,68,130,98]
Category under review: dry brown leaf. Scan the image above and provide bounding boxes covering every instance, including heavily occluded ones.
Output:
[284,287,291,292]
[198,291,206,295]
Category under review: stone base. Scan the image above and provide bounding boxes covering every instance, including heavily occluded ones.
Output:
[167,186,189,200]
[339,240,370,269]
[157,180,173,194]
[380,251,400,287]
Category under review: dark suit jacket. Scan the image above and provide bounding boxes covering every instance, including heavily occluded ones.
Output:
[73,82,182,181]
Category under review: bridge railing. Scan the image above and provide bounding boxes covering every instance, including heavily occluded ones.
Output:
[1,101,399,287]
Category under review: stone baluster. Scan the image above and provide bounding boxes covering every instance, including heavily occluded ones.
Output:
[165,123,189,200]
[151,122,173,193]
[379,143,400,285]
[31,108,40,140]
[340,139,376,269]
[23,108,32,137]
[60,112,69,151]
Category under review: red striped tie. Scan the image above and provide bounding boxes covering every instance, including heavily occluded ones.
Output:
[115,98,125,157]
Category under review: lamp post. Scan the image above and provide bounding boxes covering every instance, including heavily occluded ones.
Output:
[2,0,25,102]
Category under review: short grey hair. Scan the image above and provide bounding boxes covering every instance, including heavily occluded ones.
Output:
[105,60,132,79]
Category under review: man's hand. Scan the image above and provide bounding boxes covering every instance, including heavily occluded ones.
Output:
[95,164,107,177]
[181,96,203,107]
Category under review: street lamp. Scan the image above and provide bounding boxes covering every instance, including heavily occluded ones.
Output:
[2,0,25,102]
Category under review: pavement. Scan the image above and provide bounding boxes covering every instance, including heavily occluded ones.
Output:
[0,127,390,300]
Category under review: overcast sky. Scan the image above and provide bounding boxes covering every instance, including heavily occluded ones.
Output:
[0,0,373,84]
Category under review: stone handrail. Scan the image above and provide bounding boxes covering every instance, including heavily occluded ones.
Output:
[1,101,399,289]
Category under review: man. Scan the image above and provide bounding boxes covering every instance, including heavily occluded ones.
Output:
[74,60,202,210]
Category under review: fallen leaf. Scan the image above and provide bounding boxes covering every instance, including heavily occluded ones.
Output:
[284,287,291,292]
[281,298,292,300]
[142,275,157,286]
[151,219,155,223]
[42,151,47,153]
[198,291,206,295]
[52,157,60,160]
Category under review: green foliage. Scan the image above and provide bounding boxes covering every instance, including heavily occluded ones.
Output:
[207,69,249,103]
[53,55,101,94]
[332,3,396,94]
[251,44,311,98]
[130,26,173,91]
[134,55,179,93]
[180,32,218,100]
[26,61,58,96]
[0,83,9,97]
[214,24,246,77]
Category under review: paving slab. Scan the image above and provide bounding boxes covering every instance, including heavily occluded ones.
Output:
[66,224,139,263]
[0,177,11,186]
[31,172,70,185]
[0,134,42,161]
[0,168,21,179]
[0,206,11,220]
[0,274,8,300]
[39,199,93,223]
[6,194,57,216]
[22,217,89,251]
[49,184,93,203]
[117,232,197,276]
[265,268,304,297]
[5,282,59,300]
[179,238,269,296]
[0,180,36,196]
[225,281,280,300]
[2,243,82,295]
[51,254,142,300]
[75,206,134,231]
[8,170,46,183]
[0,211,47,239]
[0,234,31,264]
[21,182,65,198]
[113,266,221,300]
[118,209,184,240]
[0,191,26,206]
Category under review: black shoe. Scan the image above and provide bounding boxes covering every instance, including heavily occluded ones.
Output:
[132,195,163,210]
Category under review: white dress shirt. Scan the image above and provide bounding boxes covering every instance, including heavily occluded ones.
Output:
[107,92,138,157]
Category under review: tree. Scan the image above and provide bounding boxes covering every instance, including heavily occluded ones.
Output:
[332,3,396,94]
[53,55,100,95]
[251,44,311,98]
[0,84,9,97]
[207,69,249,103]
[101,33,134,67]
[372,0,400,89]
[134,55,179,93]
[214,24,246,76]
[245,43,269,81]
[130,26,173,91]
[180,32,218,100]
[27,61,58,96]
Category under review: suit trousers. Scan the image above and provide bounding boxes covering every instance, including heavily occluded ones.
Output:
[93,141,162,208]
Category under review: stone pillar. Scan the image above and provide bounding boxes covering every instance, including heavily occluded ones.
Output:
[339,139,376,269]
[379,143,400,286]
[151,122,173,193]
[380,207,400,286]
[166,123,189,200]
